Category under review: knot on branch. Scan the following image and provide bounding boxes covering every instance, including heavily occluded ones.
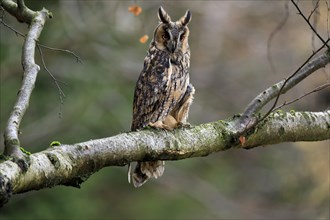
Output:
[0,175,12,208]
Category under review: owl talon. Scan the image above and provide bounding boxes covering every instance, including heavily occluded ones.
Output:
[176,122,191,129]
[148,121,165,130]
[148,121,174,131]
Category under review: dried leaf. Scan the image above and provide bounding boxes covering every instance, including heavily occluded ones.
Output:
[239,136,246,146]
[139,35,149,44]
[128,5,142,16]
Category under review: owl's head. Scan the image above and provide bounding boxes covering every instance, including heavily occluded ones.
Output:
[153,7,191,53]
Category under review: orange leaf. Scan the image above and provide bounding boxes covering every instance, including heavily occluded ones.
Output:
[139,35,149,44]
[239,136,246,146]
[128,5,142,16]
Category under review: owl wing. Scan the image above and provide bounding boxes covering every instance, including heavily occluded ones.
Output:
[131,54,181,131]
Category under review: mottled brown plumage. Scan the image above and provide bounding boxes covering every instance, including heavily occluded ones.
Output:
[129,7,194,187]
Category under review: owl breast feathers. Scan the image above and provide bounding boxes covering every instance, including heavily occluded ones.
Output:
[129,7,195,188]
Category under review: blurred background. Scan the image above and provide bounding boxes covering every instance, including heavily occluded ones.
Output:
[0,0,329,219]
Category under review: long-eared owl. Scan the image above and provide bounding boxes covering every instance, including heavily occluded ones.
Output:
[129,7,194,187]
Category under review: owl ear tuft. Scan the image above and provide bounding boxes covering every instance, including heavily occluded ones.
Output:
[180,10,191,26]
[158,6,171,24]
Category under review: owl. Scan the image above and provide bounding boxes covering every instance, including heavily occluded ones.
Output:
[129,7,194,187]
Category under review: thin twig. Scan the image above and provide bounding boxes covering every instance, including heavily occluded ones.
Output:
[311,0,320,51]
[291,0,330,50]
[326,0,330,54]
[1,14,68,105]
[2,13,80,107]
[0,17,82,63]
[327,0,330,84]
[273,82,330,112]
[327,0,330,39]
[0,17,25,37]
[267,0,289,75]
[37,44,66,105]
[37,43,82,63]
[307,0,320,21]
[0,6,6,18]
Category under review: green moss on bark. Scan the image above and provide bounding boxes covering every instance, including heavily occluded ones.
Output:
[20,147,31,155]
[49,141,61,147]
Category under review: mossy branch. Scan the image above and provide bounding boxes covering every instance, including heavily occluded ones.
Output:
[1,111,329,206]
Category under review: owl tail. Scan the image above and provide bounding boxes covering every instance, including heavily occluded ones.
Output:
[128,161,165,187]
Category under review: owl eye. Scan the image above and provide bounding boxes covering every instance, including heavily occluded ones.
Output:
[162,31,170,40]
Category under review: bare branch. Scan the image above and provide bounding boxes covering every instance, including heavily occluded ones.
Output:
[291,0,330,50]
[3,8,50,158]
[259,0,330,124]
[0,16,25,37]
[267,0,289,75]
[272,82,330,111]
[1,2,80,157]
[307,0,320,21]
[257,50,323,124]
[311,0,320,51]
[257,40,329,124]
[326,0,330,38]
[239,47,330,128]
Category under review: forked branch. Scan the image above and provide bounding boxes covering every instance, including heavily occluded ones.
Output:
[238,48,330,130]
[235,0,330,132]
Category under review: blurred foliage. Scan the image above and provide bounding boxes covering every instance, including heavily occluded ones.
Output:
[0,1,329,219]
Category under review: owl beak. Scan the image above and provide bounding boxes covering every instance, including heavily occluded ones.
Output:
[167,41,177,53]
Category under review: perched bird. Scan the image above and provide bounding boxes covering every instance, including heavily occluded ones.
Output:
[129,7,194,187]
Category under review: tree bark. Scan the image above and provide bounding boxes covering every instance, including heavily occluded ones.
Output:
[1,111,329,206]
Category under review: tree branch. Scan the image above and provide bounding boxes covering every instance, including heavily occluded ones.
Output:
[241,111,330,148]
[3,6,50,158]
[0,0,36,24]
[239,49,330,128]
[0,111,329,206]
